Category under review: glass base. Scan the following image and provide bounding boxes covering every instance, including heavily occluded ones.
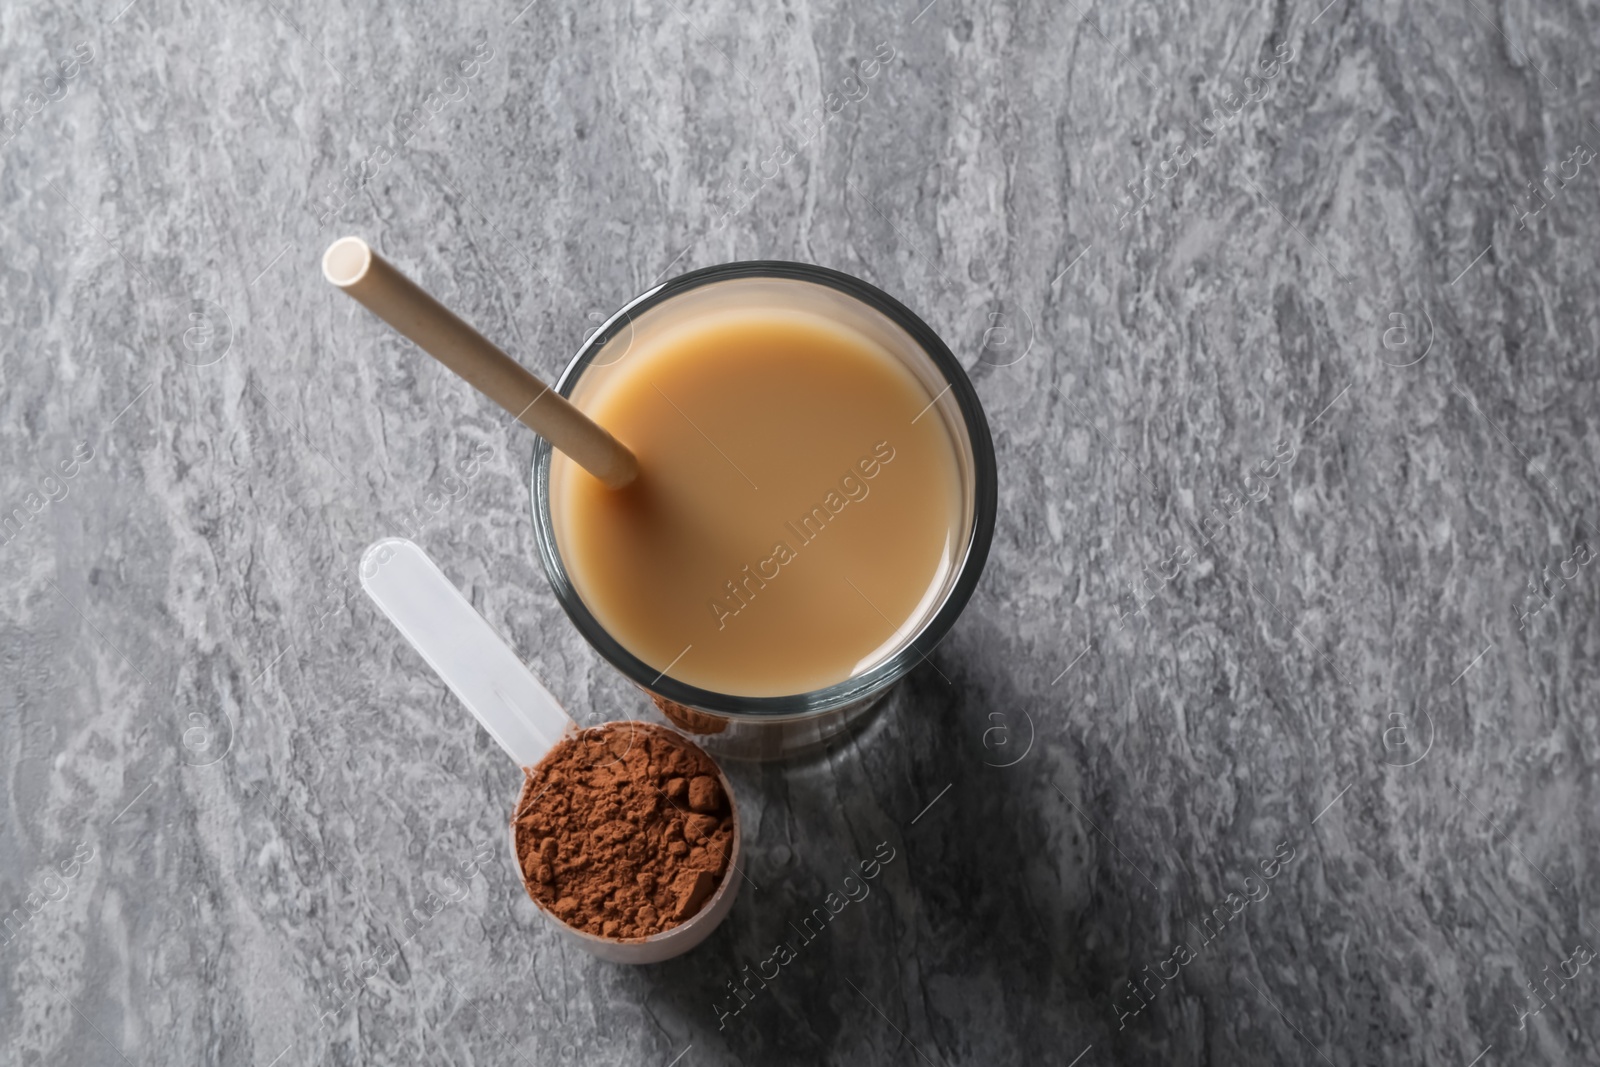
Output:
[645,685,893,761]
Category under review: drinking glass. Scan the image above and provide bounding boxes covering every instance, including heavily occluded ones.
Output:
[531,262,996,760]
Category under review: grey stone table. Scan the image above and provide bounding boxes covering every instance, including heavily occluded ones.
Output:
[3,0,1598,1063]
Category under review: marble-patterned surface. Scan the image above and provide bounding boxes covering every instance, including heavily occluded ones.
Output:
[3,0,1599,1062]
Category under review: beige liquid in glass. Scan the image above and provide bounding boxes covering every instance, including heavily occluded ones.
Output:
[551,306,963,697]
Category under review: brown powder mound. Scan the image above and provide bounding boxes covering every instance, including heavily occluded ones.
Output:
[512,721,736,940]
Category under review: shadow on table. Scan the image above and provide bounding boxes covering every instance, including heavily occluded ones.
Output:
[637,615,1177,1065]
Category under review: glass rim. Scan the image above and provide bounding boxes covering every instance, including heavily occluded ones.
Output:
[530,260,998,719]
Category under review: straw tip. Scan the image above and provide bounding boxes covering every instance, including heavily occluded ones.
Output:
[322,236,372,288]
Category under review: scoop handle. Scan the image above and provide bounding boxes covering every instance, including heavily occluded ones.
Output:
[359,538,572,767]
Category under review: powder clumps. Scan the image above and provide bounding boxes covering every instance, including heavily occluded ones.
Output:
[513,721,735,939]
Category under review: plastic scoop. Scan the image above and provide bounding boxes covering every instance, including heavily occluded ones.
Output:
[359,537,741,963]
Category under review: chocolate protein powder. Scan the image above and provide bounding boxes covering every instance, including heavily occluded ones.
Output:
[513,721,736,940]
